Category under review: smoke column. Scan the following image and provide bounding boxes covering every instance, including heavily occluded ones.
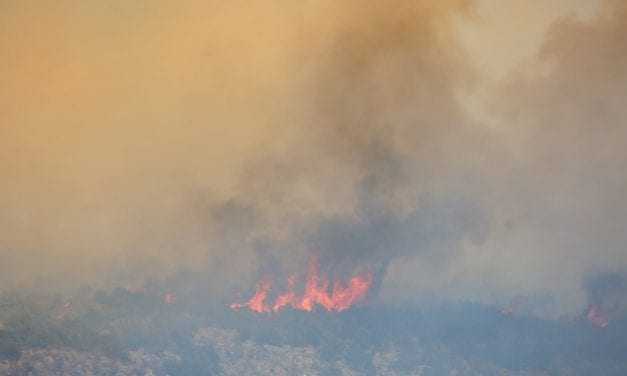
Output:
[1,0,626,317]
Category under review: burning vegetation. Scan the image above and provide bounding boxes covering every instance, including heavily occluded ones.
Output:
[3,275,627,375]
[2,0,627,373]
[230,258,373,313]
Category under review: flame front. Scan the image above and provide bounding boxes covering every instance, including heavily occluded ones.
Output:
[230,279,273,313]
[231,259,373,313]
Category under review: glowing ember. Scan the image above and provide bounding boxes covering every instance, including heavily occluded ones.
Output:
[231,258,373,313]
[164,292,177,305]
[56,301,73,320]
[586,305,609,328]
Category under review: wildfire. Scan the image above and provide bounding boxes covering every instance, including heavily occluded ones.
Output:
[230,258,373,313]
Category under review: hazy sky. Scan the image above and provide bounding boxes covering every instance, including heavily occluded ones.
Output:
[1,0,625,316]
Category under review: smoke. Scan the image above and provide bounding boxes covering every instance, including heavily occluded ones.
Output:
[468,0,627,314]
[1,0,626,316]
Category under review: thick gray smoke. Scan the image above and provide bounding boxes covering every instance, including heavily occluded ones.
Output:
[1,0,626,317]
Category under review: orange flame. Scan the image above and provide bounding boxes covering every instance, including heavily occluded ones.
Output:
[230,279,273,313]
[231,258,373,314]
[273,275,297,312]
